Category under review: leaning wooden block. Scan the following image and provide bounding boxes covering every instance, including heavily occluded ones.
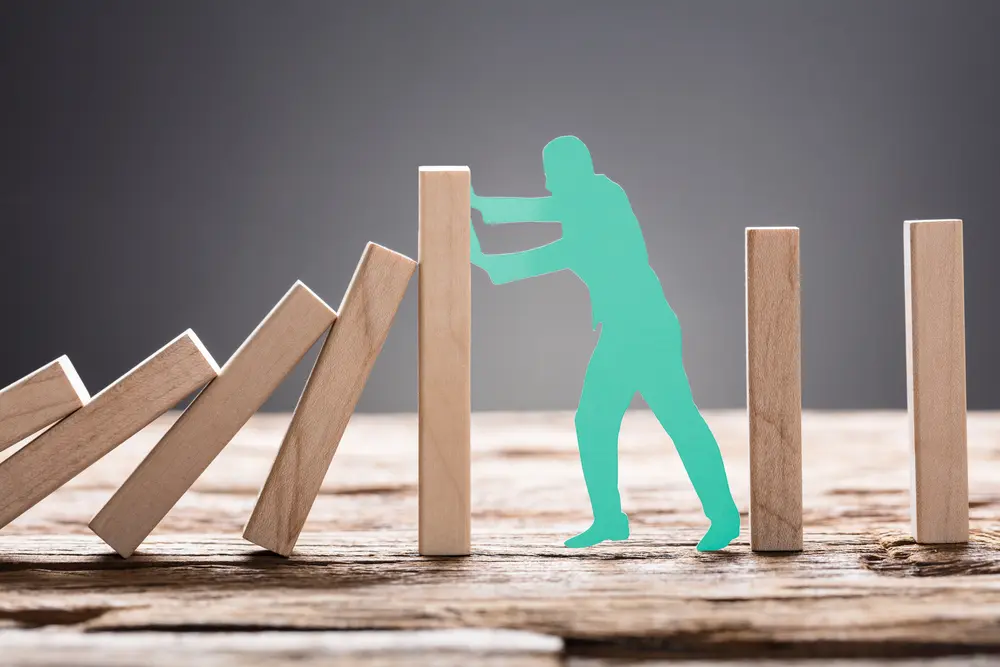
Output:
[746,227,803,552]
[243,243,416,556]
[90,282,337,557]
[0,331,218,529]
[905,219,968,544]
[0,356,90,453]
[418,166,472,556]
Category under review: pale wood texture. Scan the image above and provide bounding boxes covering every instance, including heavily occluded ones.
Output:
[4,411,1000,665]
[0,356,90,453]
[418,166,471,556]
[90,283,337,558]
[0,629,562,667]
[904,219,968,544]
[0,331,217,530]
[746,227,803,551]
[243,244,416,556]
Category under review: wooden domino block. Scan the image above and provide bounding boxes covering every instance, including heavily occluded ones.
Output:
[0,356,90,453]
[746,227,803,552]
[242,243,415,556]
[417,166,471,556]
[904,219,968,544]
[90,282,337,557]
[0,331,217,529]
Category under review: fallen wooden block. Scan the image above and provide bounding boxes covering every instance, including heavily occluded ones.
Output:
[904,219,968,544]
[0,356,90,453]
[242,243,416,556]
[746,227,803,552]
[417,166,471,557]
[90,282,337,557]
[0,331,217,529]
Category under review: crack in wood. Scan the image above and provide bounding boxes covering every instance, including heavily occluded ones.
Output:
[563,636,1000,661]
[0,607,113,629]
[860,531,1000,576]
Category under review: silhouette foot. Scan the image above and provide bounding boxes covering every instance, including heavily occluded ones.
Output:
[564,512,630,548]
[696,508,740,551]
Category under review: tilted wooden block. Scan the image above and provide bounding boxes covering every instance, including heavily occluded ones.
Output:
[90,282,337,557]
[746,227,803,552]
[242,243,416,556]
[0,331,218,529]
[0,356,90,453]
[905,219,968,544]
[417,166,471,556]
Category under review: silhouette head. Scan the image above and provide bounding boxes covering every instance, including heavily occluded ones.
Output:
[542,136,595,194]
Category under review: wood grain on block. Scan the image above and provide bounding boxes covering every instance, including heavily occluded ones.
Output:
[0,356,90,453]
[904,219,968,544]
[417,166,471,556]
[242,244,416,556]
[90,282,337,557]
[0,331,217,529]
[746,227,802,552]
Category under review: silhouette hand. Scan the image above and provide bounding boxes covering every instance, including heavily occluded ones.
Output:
[470,221,500,282]
[470,220,486,265]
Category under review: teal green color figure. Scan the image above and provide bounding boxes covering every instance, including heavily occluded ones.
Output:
[470,136,740,551]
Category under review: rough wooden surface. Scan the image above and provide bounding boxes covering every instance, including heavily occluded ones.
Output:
[2,410,1000,665]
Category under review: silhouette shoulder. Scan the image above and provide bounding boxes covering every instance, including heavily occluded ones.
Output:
[596,174,630,203]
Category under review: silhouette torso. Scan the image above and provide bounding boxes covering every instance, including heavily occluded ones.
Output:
[554,175,677,332]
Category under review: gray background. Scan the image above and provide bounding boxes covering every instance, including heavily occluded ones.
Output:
[2,0,999,412]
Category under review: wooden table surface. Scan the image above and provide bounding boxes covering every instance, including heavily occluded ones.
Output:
[2,410,1000,665]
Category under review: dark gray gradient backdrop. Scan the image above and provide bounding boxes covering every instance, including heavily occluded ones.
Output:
[2,1,999,412]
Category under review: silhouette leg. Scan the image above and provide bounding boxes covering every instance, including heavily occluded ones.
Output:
[565,336,634,548]
[642,360,740,551]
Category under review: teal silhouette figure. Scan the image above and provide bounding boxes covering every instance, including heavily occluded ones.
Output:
[470,136,740,550]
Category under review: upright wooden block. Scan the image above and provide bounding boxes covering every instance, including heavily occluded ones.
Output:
[417,166,471,556]
[0,331,217,529]
[905,219,968,544]
[746,227,802,552]
[242,244,416,556]
[0,356,90,453]
[90,282,337,557]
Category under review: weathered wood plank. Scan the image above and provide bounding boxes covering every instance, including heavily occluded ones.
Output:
[0,629,562,667]
[1,411,1000,663]
[3,629,997,667]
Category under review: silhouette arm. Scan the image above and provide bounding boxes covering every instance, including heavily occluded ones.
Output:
[471,194,557,225]
[473,238,568,285]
